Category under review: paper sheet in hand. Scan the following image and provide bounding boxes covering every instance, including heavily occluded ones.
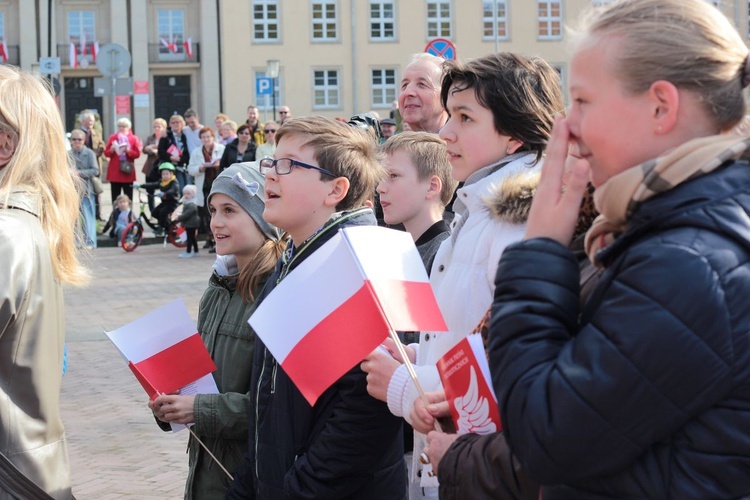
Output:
[105,299,218,432]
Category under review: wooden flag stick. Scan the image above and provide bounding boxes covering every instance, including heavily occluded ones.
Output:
[186,427,234,481]
[156,392,233,481]
[386,329,443,433]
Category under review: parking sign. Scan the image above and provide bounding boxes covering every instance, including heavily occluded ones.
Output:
[256,77,273,96]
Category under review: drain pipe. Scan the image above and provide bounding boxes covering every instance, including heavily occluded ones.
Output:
[350,0,357,114]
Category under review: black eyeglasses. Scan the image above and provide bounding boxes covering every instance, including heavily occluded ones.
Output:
[265,129,277,133]
[258,157,337,177]
[70,138,84,141]
[279,111,289,115]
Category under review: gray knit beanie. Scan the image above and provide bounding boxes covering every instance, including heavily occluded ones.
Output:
[207,162,281,241]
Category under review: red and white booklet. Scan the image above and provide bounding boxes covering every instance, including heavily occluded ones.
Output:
[167,144,181,157]
[105,298,218,432]
[436,334,502,435]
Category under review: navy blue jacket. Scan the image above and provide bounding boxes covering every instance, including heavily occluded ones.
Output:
[227,208,406,499]
[490,161,750,498]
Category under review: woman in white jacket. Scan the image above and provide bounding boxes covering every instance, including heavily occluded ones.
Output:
[188,126,225,250]
[362,52,564,497]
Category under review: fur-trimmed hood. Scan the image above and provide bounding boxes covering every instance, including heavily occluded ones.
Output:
[482,168,540,225]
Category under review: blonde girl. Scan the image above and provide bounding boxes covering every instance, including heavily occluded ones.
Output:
[490,0,750,497]
[0,65,87,497]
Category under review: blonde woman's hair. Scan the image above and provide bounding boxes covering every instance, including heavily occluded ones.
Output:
[152,118,167,129]
[222,120,238,134]
[575,0,748,130]
[381,132,458,207]
[275,116,382,210]
[0,66,88,285]
[238,234,287,302]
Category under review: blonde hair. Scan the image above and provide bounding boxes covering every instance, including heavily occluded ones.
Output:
[117,117,132,129]
[238,235,287,302]
[222,120,238,134]
[381,132,458,207]
[114,194,131,206]
[275,116,382,210]
[152,118,167,129]
[0,66,88,285]
[576,0,748,130]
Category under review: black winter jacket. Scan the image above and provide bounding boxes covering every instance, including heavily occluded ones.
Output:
[227,208,407,500]
[490,160,750,498]
[219,139,256,172]
[158,131,190,170]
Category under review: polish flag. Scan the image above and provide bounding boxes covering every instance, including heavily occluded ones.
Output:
[0,40,7,63]
[183,37,193,58]
[249,225,448,406]
[105,299,217,401]
[160,37,177,53]
[92,40,99,62]
[69,42,78,68]
[80,31,87,58]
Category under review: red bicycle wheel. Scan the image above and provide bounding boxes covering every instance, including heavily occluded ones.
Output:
[121,222,143,252]
[167,221,188,248]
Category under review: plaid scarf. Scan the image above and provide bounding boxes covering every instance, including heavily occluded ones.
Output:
[585,134,750,266]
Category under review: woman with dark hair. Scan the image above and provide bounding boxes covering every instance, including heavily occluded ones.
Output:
[219,124,256,172]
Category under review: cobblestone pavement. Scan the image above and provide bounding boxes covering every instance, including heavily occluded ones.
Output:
[61,244,214,499]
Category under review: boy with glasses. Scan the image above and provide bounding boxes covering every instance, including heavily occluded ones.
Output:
[228,116,406,499]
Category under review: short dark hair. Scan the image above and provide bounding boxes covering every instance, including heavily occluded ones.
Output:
[236,124,251,135]
[441,52,565,162]
[184,108,198,119]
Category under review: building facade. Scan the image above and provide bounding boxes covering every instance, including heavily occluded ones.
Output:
[2,0,746,137]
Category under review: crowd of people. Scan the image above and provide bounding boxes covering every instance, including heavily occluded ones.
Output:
[3,0,750,498]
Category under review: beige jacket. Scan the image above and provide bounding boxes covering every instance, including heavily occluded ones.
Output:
[0,192,71,499]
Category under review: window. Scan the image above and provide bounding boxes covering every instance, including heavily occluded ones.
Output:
[68,10,95,46]
[370,0,395,41]
[538,1,562,40]
[313,69,340,108]
[253,0,279,42]
[255,69,283,112]
[426,0,452,39]
[371,68,397,107]
[157,10,185,56]
[483,1,508,41]
[311,0,338,41]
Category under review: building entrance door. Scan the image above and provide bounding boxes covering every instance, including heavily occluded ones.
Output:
[153,75,191,120]
[64,77,103,133]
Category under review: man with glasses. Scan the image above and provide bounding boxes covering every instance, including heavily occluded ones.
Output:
[69,130,99,249]
[255,122,278,160]
[277,106,291,124]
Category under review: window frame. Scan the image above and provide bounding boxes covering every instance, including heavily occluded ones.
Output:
[311,0,339,43]
[252,0,280,43]
[426,0,453,40]
[312,68,341,109]
[157,9,186,58]
[370,67,398,108]
[537,0,563,41]
[369,0,396,42]
[482,0,509,42]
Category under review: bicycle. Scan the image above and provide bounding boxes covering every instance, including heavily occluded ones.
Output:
[120,186,187,252]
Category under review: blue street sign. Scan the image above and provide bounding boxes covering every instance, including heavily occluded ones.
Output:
[256,77,273,96]
[424,38,457,60]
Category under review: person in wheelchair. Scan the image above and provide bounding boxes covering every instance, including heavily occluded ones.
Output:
[139,162,180,235]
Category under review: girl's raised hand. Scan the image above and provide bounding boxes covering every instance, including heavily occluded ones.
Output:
[524,116,590,246]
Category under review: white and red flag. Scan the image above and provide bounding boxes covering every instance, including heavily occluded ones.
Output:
[183,37,193,58]
[437,334,502,435]
[69,42,78,68]
[0,40,7,63]
[249,225,448,406]
[92,40,99,62]
[80,31,87,58]
[105,299,218,404]
[160,37,177,53]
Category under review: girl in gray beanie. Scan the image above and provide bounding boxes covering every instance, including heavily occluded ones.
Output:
[148,161,286,499]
